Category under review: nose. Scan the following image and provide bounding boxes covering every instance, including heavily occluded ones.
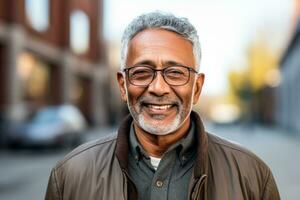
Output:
[147,71,171,96]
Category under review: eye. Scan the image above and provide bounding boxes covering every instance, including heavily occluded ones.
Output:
[168,69,184,74]
[129,66,153,79]
[165,67,186,78]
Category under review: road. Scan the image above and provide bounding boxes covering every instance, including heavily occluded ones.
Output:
[0,149,67,200]
[0,125,299,200]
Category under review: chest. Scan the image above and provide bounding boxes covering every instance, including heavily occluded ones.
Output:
[128,150,195,200]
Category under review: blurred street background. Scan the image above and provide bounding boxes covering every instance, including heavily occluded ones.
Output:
[0,0,300,199]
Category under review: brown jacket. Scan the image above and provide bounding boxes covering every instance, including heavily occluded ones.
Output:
[45,111,280,200]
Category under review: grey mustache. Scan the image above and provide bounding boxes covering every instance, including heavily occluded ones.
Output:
[138,96,181,106]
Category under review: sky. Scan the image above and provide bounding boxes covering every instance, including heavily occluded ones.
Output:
[103,0,294,96]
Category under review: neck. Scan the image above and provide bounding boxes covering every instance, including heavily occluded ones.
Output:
[134,117,191,157]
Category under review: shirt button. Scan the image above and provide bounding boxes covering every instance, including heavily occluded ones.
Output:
[156,180,163,187]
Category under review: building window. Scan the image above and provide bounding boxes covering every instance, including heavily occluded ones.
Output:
[17,52,50,103]
[25,0,49,32]
[70,10,90,54]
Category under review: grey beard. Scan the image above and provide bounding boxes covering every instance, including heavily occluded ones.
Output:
[137,112,181,135]
[127,103,183,136]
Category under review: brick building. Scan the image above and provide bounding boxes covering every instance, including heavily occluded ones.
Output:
[0,0,111,126]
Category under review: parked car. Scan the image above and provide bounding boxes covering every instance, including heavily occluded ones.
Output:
[0,111,9,148]
[6,104,87,148]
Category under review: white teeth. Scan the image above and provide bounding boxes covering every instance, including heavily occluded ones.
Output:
[148,104,172,110]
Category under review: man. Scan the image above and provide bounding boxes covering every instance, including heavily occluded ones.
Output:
[45,11,280,200]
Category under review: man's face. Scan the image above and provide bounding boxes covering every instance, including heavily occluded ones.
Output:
[118,29,204,135]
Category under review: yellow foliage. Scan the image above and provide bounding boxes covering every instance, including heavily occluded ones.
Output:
[247,37,279,91]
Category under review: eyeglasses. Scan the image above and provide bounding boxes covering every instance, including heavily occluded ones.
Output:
[123,65,199,86]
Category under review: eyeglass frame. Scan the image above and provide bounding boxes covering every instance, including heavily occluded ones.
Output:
[122,64,199,87]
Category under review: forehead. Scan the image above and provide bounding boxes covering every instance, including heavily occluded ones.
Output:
[126,29,195,67]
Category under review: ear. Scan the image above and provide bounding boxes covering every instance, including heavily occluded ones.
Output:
[117,71,128,103]
[193,73,205,105]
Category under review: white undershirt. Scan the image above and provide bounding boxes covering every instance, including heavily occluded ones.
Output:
[149,156,161,170]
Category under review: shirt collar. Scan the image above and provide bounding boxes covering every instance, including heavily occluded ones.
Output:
[128,121,196,166]
[129,122,147,162]
[179,121,196,165]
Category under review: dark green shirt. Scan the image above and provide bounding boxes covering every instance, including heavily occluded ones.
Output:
[128,122,196,200]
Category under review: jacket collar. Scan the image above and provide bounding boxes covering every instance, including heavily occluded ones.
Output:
[115,111,208,178]
[190,111,209,177]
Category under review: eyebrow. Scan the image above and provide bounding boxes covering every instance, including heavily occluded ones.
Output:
[133,60,187,67]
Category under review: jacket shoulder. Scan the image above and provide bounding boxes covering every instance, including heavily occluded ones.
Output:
[206,132,280,198]
[55,132,118,169]
[207,132,267,166]
[45,132,125,199]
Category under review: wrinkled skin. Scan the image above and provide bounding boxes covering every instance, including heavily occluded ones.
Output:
[117,29,205,156]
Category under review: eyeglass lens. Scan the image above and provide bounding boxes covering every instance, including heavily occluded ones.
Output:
[127,66,191,86]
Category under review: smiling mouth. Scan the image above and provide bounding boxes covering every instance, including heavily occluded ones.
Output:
[141,102,177,111]
[147,104,173,110]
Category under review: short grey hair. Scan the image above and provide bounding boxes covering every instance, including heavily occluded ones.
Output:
[120,11,201,70]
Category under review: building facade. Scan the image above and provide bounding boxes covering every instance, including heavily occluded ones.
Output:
[276,18,300,132]
[0,0,110,126]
